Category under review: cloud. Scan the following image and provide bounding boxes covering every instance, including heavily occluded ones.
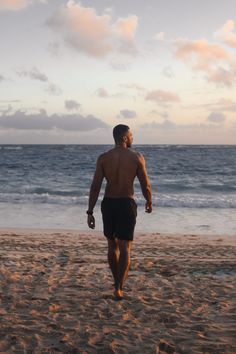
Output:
[16,66,62,94]
[45,83,62,95]
[0,75,6,82]
[95,87,124,99]
[141,119,176,130]
[175,38,229,70]
[198,98,236,112]
[0,104,12,115]
[0,109,109,131]
[110,61,131,71]
[119,83,146,92]
[0,0,29,10]
[216,20,236,49]
[149,110,169,118]
[207,112,226,123]
[96,88,109,98]
[146,90,180,103]
[0,0,47,11]
[213,98,236,112]
[162,66,174,78]
[174,34,236,86]
[16,67,48,82]
[206,66,234,86]
[47,1,138,58]
[29,67,48,82]
[140,119,224,131]
[48,42,61,57]
[154,32,165,41]
[115,16,137,41]
[118,109,137,119]
[65,99,81,111]
[0,99,21,103]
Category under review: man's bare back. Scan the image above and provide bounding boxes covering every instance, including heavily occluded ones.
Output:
[87,127,152,221]
[99,147,146,199]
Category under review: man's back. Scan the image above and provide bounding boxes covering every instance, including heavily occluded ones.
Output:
[99,147,140,198]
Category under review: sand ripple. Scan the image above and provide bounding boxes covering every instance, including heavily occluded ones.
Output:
[0,230,235,353]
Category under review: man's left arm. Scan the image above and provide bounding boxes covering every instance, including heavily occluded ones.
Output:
[87,156,104,229]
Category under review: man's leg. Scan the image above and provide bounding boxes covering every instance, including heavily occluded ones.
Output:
[116,240,132,298]
[107,238,119,290]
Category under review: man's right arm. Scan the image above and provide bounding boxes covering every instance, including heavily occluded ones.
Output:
[87,155,104,228]
[136,153,152,213]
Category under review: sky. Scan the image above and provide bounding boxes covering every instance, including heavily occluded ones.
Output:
[0,0,236,144]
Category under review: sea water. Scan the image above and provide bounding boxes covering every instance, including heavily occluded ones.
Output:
[0,145,235,236]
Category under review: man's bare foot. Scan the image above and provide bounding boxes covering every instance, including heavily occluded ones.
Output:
[114,289,123,301]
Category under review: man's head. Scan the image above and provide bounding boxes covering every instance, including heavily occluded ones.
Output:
[113,124,133,147]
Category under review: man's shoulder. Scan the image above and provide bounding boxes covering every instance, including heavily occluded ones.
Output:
[98,148,143,161]
[97,152,107,162]
[131,149,144,160]
[97,149,113,163]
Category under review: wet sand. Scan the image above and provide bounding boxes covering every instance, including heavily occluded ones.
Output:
[0,229,235,353]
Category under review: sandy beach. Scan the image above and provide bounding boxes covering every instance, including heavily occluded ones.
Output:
[0,229,235,353]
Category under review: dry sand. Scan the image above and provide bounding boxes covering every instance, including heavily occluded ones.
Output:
[0,229,235,353]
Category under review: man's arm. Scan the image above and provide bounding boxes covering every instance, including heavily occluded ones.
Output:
[87,155,104,228]
[136,153,152,213]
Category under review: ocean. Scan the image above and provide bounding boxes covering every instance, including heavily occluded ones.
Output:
[0,144,235,236]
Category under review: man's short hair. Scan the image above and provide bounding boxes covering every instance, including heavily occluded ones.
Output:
[113,124,130,143]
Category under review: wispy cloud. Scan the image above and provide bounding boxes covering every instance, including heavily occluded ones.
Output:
[162,66,174,78]
[207,112,226,123]
[0,104,12,115]
[119,83,146,92]
[175,38,229,70]
[141,119,176,130]
[47,1,138,58]
[146,90,180,103]
[95,88,109,98]
[153,32,165,41]
[118,109,137,119]
[0,0,47,11]
[192,97,236,112]
[45,83,62,96]
[174,23,236,87]
[16,67,48,82]
[48,42,61,57]
[149,110,169,119]
[16,67,62,95]
[110,61,131,71]
[95,87,124,99]
[216,20,236,49]
[0,74,6,82]
[140,119,225,130]
[0,109,109,131]
[65,99,81,111]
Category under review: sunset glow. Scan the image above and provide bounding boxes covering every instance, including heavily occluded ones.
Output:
[0,0,236,143]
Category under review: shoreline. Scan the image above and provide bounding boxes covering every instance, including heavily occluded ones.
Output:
[0,229,235,352]
[1,203,236,237]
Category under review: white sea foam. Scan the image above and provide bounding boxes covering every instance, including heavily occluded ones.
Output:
[0,203,235,236]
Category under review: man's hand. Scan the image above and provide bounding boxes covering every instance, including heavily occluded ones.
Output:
[145,201,152,213]
[87,214,95,229]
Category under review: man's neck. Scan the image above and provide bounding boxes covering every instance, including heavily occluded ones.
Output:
[115,143,128,148]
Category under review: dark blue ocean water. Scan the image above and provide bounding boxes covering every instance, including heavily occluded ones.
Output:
[0,145,235,234]
[0,144,235,208]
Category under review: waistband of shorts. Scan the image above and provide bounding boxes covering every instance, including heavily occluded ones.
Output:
[102,197,135,202]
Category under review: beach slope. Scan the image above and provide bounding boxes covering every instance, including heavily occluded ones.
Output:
[0,229,235,353]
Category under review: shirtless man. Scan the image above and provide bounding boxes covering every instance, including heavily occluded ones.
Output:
[87,124,152,300]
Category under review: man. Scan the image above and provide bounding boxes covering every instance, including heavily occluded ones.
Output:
[87,124,152,300]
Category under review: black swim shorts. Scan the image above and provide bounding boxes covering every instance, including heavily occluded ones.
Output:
[101,197,137,241]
